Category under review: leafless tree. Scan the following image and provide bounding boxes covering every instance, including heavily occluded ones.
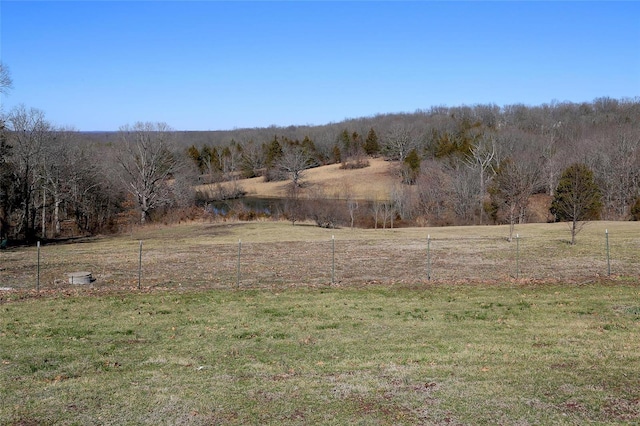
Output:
[464,135,496,224]
[415,160,453,225]
[450,164,480,224]
[383,124,416,162]
[116,122,178,225]
[370,198,383,229]
[6,105,52,239]
[390,183,414,221]
[380,200,396,229]
[0,62,12,95]
[491,157,542,241]
[278,143,313,188]
[239,140,265,178]
[593,127,640,219]
[347,196,358,229]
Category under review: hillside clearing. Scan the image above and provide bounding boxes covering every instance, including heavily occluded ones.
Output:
[197,158,399,200]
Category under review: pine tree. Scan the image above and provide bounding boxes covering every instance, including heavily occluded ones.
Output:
[402,148,421,184]
[364,128,380,156]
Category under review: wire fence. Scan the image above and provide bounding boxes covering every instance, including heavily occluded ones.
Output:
[1,224,639,293]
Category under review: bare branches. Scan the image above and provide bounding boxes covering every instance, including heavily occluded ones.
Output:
[116,122,178,224]
[0,63,12,95]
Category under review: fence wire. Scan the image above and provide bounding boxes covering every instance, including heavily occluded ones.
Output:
[1,225,639,293]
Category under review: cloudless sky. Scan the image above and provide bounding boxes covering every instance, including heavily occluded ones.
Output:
[1,1,639,131]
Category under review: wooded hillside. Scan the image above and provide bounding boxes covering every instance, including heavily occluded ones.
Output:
[1,97,639,241]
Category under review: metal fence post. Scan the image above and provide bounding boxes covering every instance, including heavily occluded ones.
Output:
[605,229,611,276]
[427,235,431,281]
[331,235,335,284]
[37,241,41,291]
[515,234,520,279]
[237,239,242,288]
[138,240,142,289]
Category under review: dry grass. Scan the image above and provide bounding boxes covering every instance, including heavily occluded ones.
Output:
[196,158,399,200]
[0,220,638,293]
[1,220,639,424]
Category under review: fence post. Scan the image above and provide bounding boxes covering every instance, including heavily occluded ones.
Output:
[37,241,40,291]
[331,235,335,284]
[605,229,611,276]
[237,239,242,288]
[426,235,431,281]
[515,234,520,279]
[138,240,142,289]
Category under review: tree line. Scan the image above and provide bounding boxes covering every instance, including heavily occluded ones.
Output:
[1,62,639,243]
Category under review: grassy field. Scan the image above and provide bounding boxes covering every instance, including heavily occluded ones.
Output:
[197,158,397,200]
[1,221,639,424]
[1,282,639,425]
[0,220,639,292]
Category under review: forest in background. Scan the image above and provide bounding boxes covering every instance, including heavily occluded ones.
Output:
[2,92,640,243]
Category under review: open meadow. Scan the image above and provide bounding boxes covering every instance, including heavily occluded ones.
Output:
[1,220,639,424]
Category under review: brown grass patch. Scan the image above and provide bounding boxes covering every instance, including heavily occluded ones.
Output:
[197,158,398,200]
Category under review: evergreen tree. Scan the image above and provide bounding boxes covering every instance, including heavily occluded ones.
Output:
[402,148,421,184]
[551,163,602,245]
[364,128,380,156]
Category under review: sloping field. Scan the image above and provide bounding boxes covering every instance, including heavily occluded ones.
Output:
[197,158,399,200]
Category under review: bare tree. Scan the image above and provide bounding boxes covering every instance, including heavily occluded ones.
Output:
[116,122,178,225]
[390,183,414,221]
[278,143,313,188]
[239,140,265,178]
[6,105,52,239]
[593,127,640,219]
[490,157,542,241]
[370,198,383,229]
[464,135,496,224]
[381,200,395,229]
[450,164,480,225]
[383,124,416,162]
[0,62,12,95]
[347,195,358,229]
[415,160,452,225]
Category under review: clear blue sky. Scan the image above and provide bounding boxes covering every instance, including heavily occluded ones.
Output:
[1,1,639,131]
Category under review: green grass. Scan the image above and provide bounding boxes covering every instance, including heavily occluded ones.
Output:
[2,282,639,425]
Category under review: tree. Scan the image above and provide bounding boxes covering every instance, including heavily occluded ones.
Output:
[116,122,178,225]
[551,163,602,245]
[277,143,314,225]
[415,160,452,225]
[593,129,640,219]
[383,124,415,162]
[239,140,265,178]
[402,148,421,184]
[464,135,496,225]
[489,157,541,241]
[0,62,12,95]
[0,122,15,239]
[5,105,52,240]
[364,128,380,156]
[277,143,313,188]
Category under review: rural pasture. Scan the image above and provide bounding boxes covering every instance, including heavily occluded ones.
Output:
[1,220,639,291]
[1,220,639,424]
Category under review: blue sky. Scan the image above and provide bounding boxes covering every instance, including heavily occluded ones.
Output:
[1,1,639,131]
